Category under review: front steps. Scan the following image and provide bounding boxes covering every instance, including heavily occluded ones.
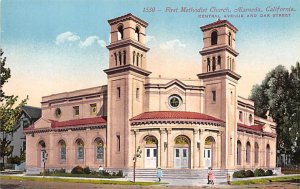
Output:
[126,168,229,179]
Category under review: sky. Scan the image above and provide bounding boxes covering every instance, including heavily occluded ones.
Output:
[1,0,300,107]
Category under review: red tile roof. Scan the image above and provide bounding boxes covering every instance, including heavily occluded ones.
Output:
[237,123,263,132]
[130,111,224,123]
[203,19,227,28]
[50,117,107,128]
[200,19,238,32]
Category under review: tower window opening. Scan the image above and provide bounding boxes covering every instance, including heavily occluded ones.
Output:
[117,25,124,40]
[136,53,139,67]
[123,51,126,65]
[227,56,229,69]
[117,87,121,98]
[229,32,232,46]
[212,90,216,102]
[136,88,140,99]
[114,53,117,66]
[217,56,221,69]
[211,31,218,45]
[118,52,122,66]
[207,58,211,72]
[212,57,216,71]
[135,26,140,41]
[133,51,136,65]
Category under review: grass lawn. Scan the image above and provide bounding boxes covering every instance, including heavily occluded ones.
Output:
[39,172,123,178]
[231,175,300,185]
[0,175,162,186]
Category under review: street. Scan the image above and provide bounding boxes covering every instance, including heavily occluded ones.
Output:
[1,178,300,189]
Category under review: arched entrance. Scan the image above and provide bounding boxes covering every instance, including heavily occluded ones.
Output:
[38,140,46,168]
[173,135,190,168]
[143,135,158,168]
[204,136,215,169]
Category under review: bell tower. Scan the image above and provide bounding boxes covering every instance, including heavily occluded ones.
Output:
[198,20,241,169]
[104,14,151,168]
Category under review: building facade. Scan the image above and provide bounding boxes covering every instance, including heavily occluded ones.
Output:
[25,14,276,173]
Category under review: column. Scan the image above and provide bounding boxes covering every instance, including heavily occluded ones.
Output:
[217,132,221,168]
[199,129,205,168]
[167,129,172,168]
[193,129,200,168]
[160,128,167,168]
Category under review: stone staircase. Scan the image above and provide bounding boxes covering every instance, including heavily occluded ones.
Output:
[126,168,229,179]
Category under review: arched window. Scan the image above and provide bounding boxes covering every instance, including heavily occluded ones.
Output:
[76,139,84,160]
[136,53,139,67]
[135,26,140,41]
[212,57,216,71]
[228,32,232,46]
[140,54,143,67]
[39,140,46,148]
[266,144,270,167]
[114,53,117,66]
[255,142,259,164]
[217,56,221,69]
[59,140,66,161]
[118,52,122,66]
[123,51,126,65]
[95,138,104,161]
[211,31,218,45]
[133,51,136,65]
[239,111,243,121]
[237,140,242,165]
[249,114,253,125]
[117,25,124,40]
[227,56,229,69]
[207,58,211,72]
[246,142,251,163]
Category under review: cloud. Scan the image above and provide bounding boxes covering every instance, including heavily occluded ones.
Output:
[159,39,186,50]
[55,32,80,45]
[79,36,106,48]
[145,35,156,44]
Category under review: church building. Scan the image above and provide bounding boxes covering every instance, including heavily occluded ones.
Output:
[25,13,277,173]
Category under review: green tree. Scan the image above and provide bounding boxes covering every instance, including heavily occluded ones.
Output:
[249,63,300,165]
[0,49,28,168]
[289,62,300,163]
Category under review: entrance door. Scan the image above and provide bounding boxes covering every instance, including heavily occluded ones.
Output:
[40,150,45,168]
[144,148,157,168]
[204,148,212,168]
[174,148,189,168]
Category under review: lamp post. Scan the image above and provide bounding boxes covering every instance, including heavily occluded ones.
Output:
[41,149,48,177]
[133,146,142,183]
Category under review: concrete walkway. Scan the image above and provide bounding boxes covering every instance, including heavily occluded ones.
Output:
[0,173,299,187]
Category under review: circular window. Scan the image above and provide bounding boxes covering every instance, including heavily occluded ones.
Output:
[55,108,62,118]
[168,95,182,109]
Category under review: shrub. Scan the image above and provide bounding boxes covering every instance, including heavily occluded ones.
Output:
[71,166,84,174]
[55,168,66,173]
[245,170,254,177]
[83,166,91,174]
[117,170,123,177]
[7,156,22,165]
[254,168,265,177]
[233,170,246,178]
[265,169,273,176]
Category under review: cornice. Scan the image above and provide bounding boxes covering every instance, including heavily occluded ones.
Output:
[104,64,151,77]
